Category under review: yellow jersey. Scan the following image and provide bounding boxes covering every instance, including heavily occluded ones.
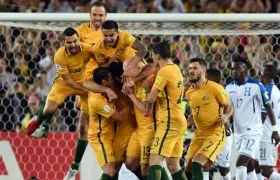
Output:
[186,81,229,134]
[53,42,92,84]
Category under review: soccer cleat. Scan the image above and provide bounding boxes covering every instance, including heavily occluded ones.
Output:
[31,123,50,139]
[26,119,41,136]
[63,168,79,180]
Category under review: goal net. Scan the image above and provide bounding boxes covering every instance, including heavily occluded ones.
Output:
[0,13,280,180]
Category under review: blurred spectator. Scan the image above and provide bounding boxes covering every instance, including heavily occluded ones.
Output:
[44,0,73,13]
[0,58,16,93]
[30,71,50,99]
[154,0,186,13]
[38,47,56,88]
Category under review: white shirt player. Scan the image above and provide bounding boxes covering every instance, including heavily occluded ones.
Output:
[226,77,270,136]
[261,83,280,142]
[226,77,270,159]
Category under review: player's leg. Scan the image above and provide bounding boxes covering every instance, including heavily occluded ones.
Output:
[235,134,261,180]
[68,94,89,172]
[113,120,134,178]
[254,159,264,180]
[192,132,225,180]
[124,131,142,180]
[202,162,212,180]
[215,135,232,180]
[259,142,280,180]
[185,137,204,179]
[27,83,70,138]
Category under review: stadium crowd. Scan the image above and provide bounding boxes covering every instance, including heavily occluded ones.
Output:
[0,0,279,13]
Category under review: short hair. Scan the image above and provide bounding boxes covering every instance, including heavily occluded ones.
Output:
[264,64,277,79]
[152,41,170,59]
[109,61,123,78]
[173,58,180,66]
[93,67,111,85]
[63,27,78,37]
[102,20,118,31]
[189,57,207,68]
[206,68,221,83]
[232,53,252,69]
[89,1,107,13]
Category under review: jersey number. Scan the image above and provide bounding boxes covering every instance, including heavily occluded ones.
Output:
[195,106,200,116]
[260,148,266,159]
[236,98,243,109]
[245,139,255,151]
[143,146,151,157]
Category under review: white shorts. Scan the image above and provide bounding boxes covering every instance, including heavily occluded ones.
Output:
[235,134,262,159]
[215,136,232,168]
[258,142,278,166]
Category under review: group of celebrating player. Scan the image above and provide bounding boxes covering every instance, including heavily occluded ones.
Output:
[23,1,280,180]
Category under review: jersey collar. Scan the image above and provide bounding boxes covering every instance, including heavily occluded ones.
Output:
[233,77,249,85]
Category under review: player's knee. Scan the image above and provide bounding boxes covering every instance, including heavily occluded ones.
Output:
[236,155,251,167]
[149,154,164,166]
[261,166,274,178]
[203,162,212,172]
[166,158,181,174]
[219,167,230,177]
[103,163,116,177]
[140,164,149,175]
[43,101,59,116]
[125,157,140,172]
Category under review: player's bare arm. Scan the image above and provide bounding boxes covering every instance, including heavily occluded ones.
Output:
[83,81,117,101]
[218,103,233,124]
[110,106,130,122]
[127,91,154,116]
[264,103,280,145]
[61,74,86,92]
[144,87,160,115]
[187,114,194,127]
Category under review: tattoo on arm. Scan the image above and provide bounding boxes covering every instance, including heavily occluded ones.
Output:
[132,39,147,58]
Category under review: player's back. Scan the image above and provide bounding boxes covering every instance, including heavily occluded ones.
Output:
[226,78,268,135]
[54,42,92,84]
[187,81,226,134]
[88,92,115,140]
[262,83,280,142]
[156,64,185,125]
[76,22,103,45]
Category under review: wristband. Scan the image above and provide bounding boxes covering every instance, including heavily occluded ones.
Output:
[273,125,278,132]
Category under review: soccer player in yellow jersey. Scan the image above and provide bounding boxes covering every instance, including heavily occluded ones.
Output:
[93,20,147,70]
[76,1,106,80]
[144,41,187,180]
[25,27,93,176]
[87,67,130,180]
[185,58,233,180]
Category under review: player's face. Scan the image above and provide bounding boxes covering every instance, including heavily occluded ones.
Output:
[102,29,119,47]
[90,6,106,29]
[65,34,80,54]
[103,73,115,88]
[189,62,205,83]
[231,62,246,82]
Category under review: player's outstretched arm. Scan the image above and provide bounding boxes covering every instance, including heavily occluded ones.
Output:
[61,74,86,92]
[127,93,153,116]
[83,81,117,102]
[110,106,131,122]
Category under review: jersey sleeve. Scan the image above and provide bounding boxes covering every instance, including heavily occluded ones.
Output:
[54,51,68,75]
[152,68,168,92]
[75,25,84,41]
[92,97,115,118]
[257,83,270,105]
[215,84,229,106]
[123,31,136,47]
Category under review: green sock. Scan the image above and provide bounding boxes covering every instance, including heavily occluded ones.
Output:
[143,175,148,180]
[192,162,203,180]
[147,165,162,180]
[37,106,53,124]
[71,139,88,170]
[185,172,192,180]
[100,173,113,180]
[171,169,187,180]
[112,173,118,180]
[160,168,169,180]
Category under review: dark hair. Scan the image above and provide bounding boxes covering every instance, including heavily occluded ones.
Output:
[173,58,180,66]
[109,61,123,78]
[206,68,221,83]
[93,67,111,85]
[102,20,118,31]
[152,41,170,59]
[89,1,107,14]
[264,64,277,79]
[232,53,252,69]
[63,27,78,37]
[189,57,207,68]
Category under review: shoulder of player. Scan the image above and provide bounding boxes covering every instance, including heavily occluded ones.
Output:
[76,22,90,30]
[80,42,92,49]
[89,92,109,103]
[55,46,67,57]
[205,80,223,89]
